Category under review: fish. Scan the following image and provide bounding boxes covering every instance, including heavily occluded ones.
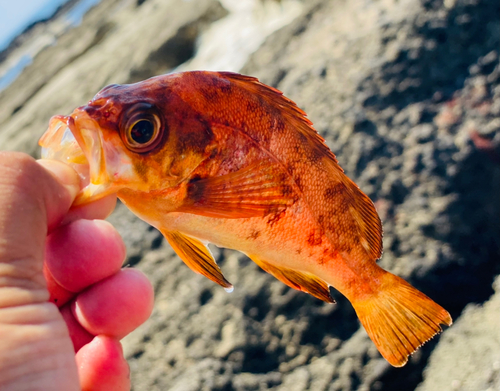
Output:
[39,71,452,367]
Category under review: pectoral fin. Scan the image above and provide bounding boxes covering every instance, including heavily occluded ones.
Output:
[162,230,232,289]
[248,254,334,303]
[178,161,297,219]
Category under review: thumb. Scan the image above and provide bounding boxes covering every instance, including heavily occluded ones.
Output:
[0,152,79,308]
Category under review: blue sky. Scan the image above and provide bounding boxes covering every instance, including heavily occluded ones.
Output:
[0,0,69,52]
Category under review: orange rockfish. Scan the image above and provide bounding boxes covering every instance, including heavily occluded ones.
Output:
[39,71,452,366]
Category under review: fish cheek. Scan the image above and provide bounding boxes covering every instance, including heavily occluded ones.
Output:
[132,159,149,183]
[165,114,216,179]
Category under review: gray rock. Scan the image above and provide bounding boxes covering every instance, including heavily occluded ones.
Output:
[417,277,500,391]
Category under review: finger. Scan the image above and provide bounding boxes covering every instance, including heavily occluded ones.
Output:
[73,269,154,339]
[45,219,126,298]
[43,263,74,307]
[62,194,117,226]
[0,153,79,307]
[76,336,130,391]
[35,159,80,231]
[60,304,93,352]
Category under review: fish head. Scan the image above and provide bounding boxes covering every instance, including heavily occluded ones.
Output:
[39,74,216,206]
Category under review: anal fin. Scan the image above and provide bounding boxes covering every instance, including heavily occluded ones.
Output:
[161,230,232,290]
[248,255,334,303]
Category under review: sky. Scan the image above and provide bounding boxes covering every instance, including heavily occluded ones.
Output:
[0,0,70,52]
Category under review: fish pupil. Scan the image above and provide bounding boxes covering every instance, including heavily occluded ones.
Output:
[130,120,154,144]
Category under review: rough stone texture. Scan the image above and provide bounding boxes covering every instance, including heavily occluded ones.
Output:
[0,0,499,390]
[417,276,500,391]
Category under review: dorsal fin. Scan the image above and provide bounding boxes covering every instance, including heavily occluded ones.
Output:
[218,72,339,165]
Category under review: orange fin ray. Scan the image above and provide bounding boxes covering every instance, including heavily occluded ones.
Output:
[342,175,383,260]
[248,255,334,303]
[161,230,232,289]
[352,272,452,367]
[179,161,297,219]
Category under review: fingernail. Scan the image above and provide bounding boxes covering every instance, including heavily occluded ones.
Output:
[37,159,80,199]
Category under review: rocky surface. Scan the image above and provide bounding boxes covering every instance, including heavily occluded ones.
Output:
[0,0,499,390]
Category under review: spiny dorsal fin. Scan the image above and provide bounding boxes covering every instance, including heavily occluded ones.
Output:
[161,230,232,289]
[218,72,340,165]
[248,254,334,303]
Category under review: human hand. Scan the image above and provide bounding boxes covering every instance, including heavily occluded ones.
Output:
[0,152,154,391]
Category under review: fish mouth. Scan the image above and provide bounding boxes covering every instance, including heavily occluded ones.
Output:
[39,110,118,205]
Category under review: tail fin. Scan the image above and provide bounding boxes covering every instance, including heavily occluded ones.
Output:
[352,272,452,367]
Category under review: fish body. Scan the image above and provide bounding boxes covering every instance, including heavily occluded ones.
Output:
[40,71,451,366]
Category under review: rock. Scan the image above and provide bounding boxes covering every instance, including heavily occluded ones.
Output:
[417,277,500,391]
[0,0,499,390]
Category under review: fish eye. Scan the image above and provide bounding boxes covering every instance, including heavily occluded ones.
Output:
[123,112,162,153]
[130,119,155,144]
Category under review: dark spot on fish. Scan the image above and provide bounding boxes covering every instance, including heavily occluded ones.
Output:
[266,209,286,226]
[298,133,307,142]
[324,184,345,200]
[176,114,214,153]
[296,248,302,255]
[209,75,232,93]
[209,147,218,159]
[187,176,206,204]
[309,147,324,163]
[264,204,285,217]
[133,160,149,182]
[294,176,302,190]
[318,214,325,225]
[276,118,285,132]
[278,172,288,182]
[246,100,259,113]
[307,230,323,246]
[247,230,261,240]
[219,83,231,93]
[281,184,294,197]
[199,87,219,102]
[326,221,336,233]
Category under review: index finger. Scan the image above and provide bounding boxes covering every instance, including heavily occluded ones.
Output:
[45,219,126,307]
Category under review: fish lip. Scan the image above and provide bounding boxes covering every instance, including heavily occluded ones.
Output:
[69,109,107,184]
[40,110,116,206]
[69,109,121,206]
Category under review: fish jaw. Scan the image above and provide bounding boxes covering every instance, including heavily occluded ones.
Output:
[39,109,134,206]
